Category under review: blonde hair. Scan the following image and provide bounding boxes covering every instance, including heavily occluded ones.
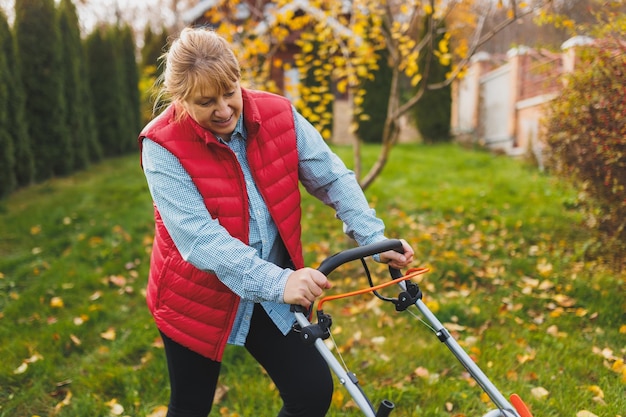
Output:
[153,27,241,117]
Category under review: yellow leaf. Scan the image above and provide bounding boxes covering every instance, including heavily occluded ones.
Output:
[30,225,42,235]
[425,298,439,313]
[100,327,116,341]
[50,297,64,309]
[553,294,576,307]
[146,406,168,417]
[536,259,552,276]
[331,388,345,408]
[479,391,490,404]
[619,324,626,334]
[53,390,72,413]
[336,79,347,94]
[586,385,604,399]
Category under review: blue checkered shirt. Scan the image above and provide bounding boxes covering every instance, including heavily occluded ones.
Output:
[141,105,386,346]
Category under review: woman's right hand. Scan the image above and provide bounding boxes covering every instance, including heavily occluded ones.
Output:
[283,268,332,308]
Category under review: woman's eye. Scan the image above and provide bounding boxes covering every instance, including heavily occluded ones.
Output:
[224,91,235,98]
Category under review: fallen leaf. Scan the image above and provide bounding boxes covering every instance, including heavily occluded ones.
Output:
[213,383,229,404]
[73,314,88,325]
[108,275,126,287]
[536,259,553,276]
[371,336,385,345]
[105,398,124,416]
[89,291,102,301]
[414,366,430,379]
[553,294,576,307]
[50,297,64,308]
[146,406,168,417]
[586,385,604,399]
[531,386,549,399]
[547,325,567,338]
[53,390,72,413]
[13,362,28,374]
[576,411,598,417]
[479,391,490,404]
[70,334,82,346]
[517,349,536,364]
[100,327,116,341]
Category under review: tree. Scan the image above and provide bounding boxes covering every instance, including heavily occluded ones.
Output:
[355,35,393,144]
[59,0,90,170]
[85,25,131,157]
[140,24,170,123]
[119,23,141,148]
[141,24,169,79]
[14,0,71,181]
[0,6,34,188]
[0,9,16,198]
[187,0,555,189]
[413,17,451,143]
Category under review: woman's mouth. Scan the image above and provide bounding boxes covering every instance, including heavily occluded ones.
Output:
[213,115,233,125]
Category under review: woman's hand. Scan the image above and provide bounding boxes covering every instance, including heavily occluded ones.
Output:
[378,239,414,269]
[284,267,332,308]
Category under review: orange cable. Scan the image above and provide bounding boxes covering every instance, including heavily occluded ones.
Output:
[316,267,430,311]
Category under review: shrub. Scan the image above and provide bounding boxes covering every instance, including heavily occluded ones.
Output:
[544,40,626,269]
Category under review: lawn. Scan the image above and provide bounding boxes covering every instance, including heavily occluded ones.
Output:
[0,143,624,417]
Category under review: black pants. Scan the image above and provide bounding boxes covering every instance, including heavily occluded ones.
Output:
[161,304,334,417]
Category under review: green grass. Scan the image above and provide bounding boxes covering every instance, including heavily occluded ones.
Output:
[0,143,624,417]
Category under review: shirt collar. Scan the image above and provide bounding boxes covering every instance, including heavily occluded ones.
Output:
[232,114,246,140]
[215,114,246,144]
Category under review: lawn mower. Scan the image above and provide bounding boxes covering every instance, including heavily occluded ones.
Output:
[292,239,534,417]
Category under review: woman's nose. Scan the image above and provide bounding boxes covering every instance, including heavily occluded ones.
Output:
[213,99,229,116]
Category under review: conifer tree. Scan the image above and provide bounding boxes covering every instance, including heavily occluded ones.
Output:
[80,38,103,163]
[59,0,89,170]
[0,9,16,198]
[141,24,168,79]
[413,19,451,143]
[86,26,125,156]
[355,47,393,144]
[0,8,34,187]
[140,25,169,123]
[119,23,141,149]
[15,0,71,180]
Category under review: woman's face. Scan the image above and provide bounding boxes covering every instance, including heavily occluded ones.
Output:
[183,81,243,140]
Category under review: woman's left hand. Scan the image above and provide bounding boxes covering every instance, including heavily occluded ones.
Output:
[379,239,414,269]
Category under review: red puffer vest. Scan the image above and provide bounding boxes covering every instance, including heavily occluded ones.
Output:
[138,89,304,360]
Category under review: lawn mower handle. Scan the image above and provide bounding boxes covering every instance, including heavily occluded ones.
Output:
[317,239,405,276]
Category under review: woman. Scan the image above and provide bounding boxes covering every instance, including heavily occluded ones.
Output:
[139,26,414,417]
